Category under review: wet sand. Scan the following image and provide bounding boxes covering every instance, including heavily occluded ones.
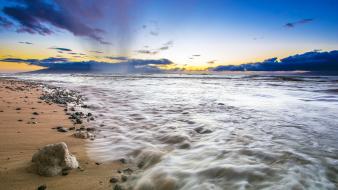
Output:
[0,79,122,190]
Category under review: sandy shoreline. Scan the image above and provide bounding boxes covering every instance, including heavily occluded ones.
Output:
[0,78,122,190]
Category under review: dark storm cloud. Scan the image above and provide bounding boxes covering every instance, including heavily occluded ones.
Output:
[2,0,109,44]
[49,47,72,52]
[1,56,173,73]
[284,18,314,28]
[212,50,338,72]
[19,41,33,45]
[0,15,13,28]
[1,57,69,66]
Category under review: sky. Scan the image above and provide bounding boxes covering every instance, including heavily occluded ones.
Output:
[0,0,338,72]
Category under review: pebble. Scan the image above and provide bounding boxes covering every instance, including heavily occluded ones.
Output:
[15,108,21,110]
[114,184,124,190]
[57,127,68,133]
[109,177,119,183]
[61,169,69,176]
[37,184,47,190]
[32,112,39,115]
[121,175,128,182]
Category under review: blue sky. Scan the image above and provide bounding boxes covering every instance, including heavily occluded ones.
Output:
[0,0,337,71]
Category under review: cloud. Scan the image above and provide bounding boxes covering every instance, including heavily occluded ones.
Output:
[1,57,69,67]
[2,0,110,44]
[137,40,173,55]
[106,56,129,61]
[193,54,201,57]
[207,60,216,64]
[136,50,158,55]
[19,41,33,45]
[49,47,72,52]
[212,50,338,72]
[158,40,173,51]
[0,15,13,28]
[1,56,173,73]
[284,18,314,28]
[89,50,103,54]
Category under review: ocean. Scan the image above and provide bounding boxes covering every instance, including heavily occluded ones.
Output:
[12,73,338,189]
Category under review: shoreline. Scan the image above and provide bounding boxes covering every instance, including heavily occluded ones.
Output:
[0,78,123,190]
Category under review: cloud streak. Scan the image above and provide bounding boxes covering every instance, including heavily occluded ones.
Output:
[212,50,338,72]
[284,18,314,28]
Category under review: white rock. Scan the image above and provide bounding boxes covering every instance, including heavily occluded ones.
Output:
[73,131,94,139]
[32,142,79,176]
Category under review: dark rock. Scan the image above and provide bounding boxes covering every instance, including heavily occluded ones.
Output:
[119,158,126,164]
[18,119,23,122]
[37,184,47,190]
[95,162,101,165]
[194,127,213,134]
[218,103,225,105]
[114,184,124,190]
[109,177,119,183]
[57,127,68,133]
[32,112,39,115]
[86,127,95,132]
[68,127,75,130]
[75,118,82,124]
[70,107,75,111]
[16,108,21,110]
[90,117,94,121]
[87,113,92,117]
[123,168,133,174]
[61,169,69,176]
[121,175,128,182]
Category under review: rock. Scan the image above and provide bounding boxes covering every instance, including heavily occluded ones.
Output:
[119,158,126,164]
[75,118,82,124]
[86,127,95,132]
[57,127,68,133]
[73,131,94,139]
[87,112,92,117]
[134,149,164,169]
[159,134,190,144]
[121,175,128,182]
[68,127,75,130]
[32,112,39,115]
[16,107,21,110]
[194,127,213,134]
[109,177,119,183]
[123,168,133,174]
[62,169,69,176]
[32,142,79,176]
[114,184,124,190]
[37,184,47,190]
[70,107,75,111]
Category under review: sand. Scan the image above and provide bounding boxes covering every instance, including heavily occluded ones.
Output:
[0,79,122,190]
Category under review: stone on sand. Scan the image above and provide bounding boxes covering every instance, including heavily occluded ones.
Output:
[73,131,94,139]
[32,142,79,176]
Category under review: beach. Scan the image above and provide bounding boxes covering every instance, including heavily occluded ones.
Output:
[1,74,338,190]
[0,78,122,190]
